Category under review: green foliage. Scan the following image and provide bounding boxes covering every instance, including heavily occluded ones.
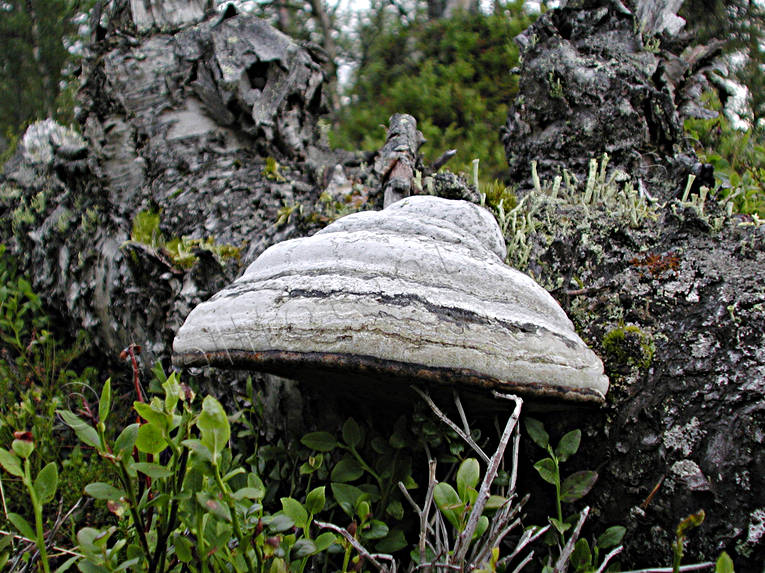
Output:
[672,511,705,573]
[331,6,534,182]
[0,244,103,523]
[0,0,93,143]
[47,375,342,572]
[263,157,287,182]
[685,92,765,217]
[299,415,417,555]
[0,438,58,573]
[129,208,242,268]
[524,417,622,573]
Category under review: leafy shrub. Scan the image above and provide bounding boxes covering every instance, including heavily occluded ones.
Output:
[685,91,765,217]
[331,5,534,182]
[0,244,104,521]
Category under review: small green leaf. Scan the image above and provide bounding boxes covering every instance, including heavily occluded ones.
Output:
[555,429,581,462]
[331,455,364,482]
[196,492,231,522]
[281,497,308,529]
[485,495,507,511]
[301,431,338,452]
[363,520,389,540]
[33,462,58,503]
[132,462,173,479]
[232,487,265,501]
[433,482,463,530]
[85,482,125,500]
[162,376,181,413]
[597,525,626,549]
[386,499,404,520]
[12,439,33,460]
[560,471,598,503]
[342,418,362,448]
[314,532,336,552]
[292,539,318,558]
[58,410,100,449]
[197,396,230,462]
[332,482,364,517]
[375,528,407,553]
[8,513,35,539]
[571,538,592,571]
[533,458,558,485]
[305,486,326,514]
[549,517,571,535]
[473,515,489,540]
[136,422,166,455]
[715,551,734,573]
[265,513,294,532]
[181,438,213,462]
[0,448,23,477]
[174,533,193,563]
[524,417,549,449]
[114,424,139,457]
[456,458,480,501]
[98,379,112,424]
[134,400,169,429]
[270,557,287,573]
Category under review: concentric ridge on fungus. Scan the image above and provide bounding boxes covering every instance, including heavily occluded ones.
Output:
[172,196,609,403]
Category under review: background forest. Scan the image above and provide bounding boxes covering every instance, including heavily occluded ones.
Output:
[0,0,763,210]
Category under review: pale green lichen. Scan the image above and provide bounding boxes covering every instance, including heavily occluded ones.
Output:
[490,154,655,270]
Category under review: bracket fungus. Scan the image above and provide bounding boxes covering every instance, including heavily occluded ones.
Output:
[172,196,609,404]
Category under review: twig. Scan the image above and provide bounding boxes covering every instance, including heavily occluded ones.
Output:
[415,563,462,571]
[453,391,471,439]
[595,546,623,573]
[503,522,549,564]
[620,564,715,573]
[508,550,535,573]
[452,394,523,563]
[554,506,590,573]
[411,387,490,465]
[420,460,437,562]
[0,530,84,558]
[432,149,457,172]
[315,521,392,573]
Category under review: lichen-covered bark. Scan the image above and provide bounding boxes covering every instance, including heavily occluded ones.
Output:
[501,0,718,198]
[0,9,341,372]
[501,3,764,568]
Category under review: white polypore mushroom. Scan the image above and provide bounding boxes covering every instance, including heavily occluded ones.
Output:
[172,196,609,403]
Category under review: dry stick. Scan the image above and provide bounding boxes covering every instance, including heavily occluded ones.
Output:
[500,522,550,566]
[451,394,523,565]
[420,460,437,563]
[553,506,590,573]
[397,460,438,566]
[508,550,535,573]
[0,532,85,559]
[431,149,457,172]
[620,564,716,573]
[411,387,490,465]
[595,546,623,573]
[452,390,471,438]
[315,521,392,573]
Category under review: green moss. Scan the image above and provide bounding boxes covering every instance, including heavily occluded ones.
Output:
[130,208,163,247]
[129,208,241,269]
[263,157,287,182]
[602,325,655,370]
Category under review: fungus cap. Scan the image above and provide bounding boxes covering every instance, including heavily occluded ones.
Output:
[172,196,609,403]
